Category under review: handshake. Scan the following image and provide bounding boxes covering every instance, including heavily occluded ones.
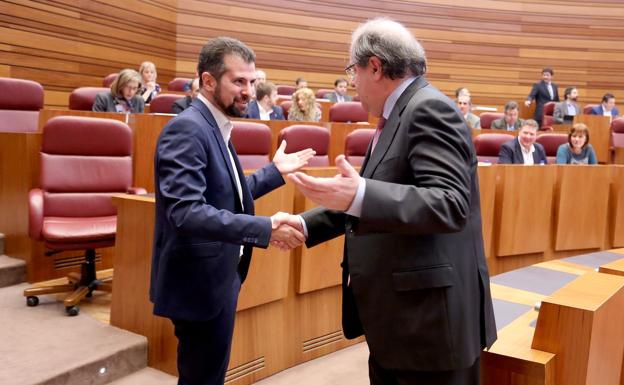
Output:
[269,212,305,251]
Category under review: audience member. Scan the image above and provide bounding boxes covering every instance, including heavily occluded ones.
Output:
[138,61,161,103]
[288,88,321,122]
[491,101,523,130]
[172,78,200,114]
[246,82,285,120]
[295,77,308,89]
[553,86,580,124]
[325,78,353,103]
[498,119,547,164]
[255,69,267,84]
[589,93,619,119]
[92,68,145,113]
[525,67,559,127]
[556,123,597,164]
[456,94,480,129]
[455,87,470,98]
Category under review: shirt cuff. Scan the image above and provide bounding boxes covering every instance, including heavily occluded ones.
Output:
[344,178,366,217]
[298,215,309,238]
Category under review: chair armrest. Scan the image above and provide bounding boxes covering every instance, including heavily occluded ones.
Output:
[127,187,147,195]
[28,189,44,241]
[539,126,553,132]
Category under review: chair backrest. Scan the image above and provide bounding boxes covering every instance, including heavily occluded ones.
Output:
[231,121,272,170]
[345,128,375,166]
[280,100,293,120]
[102,73,118,87]
[315,89,333,99]
[168,77,192,92]
[536,133,568,163]
[583,104,599,114]
[473,133,515,163]
[69,87,109,110]
[612,117,624,148]
[276,85,296,96]
[149,93,182,114]
[329,101,368,123]
[541,101,556,128]
[0,77,44,133]
[479,112,505,129]
[40,116,133,219]
[278,125,330,166]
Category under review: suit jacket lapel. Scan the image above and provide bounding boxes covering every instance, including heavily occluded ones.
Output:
[361,77,429,179]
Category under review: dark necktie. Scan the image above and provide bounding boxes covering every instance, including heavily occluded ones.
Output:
[371,117,386,153]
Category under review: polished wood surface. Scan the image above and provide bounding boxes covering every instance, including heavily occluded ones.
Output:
[611,167,624,248]
[574,115,612,164]
[478,165,497,259]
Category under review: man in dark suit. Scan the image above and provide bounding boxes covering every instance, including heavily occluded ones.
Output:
[325,78,353,103]
[525,67,559,128]
[283,18,497,385]
[245,82,285,120]
[171,77,200,114]
[151,37,314,385]
[498,119,548,164]
[589,92,620,118]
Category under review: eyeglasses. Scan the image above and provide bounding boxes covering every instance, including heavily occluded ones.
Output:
[344,63,356,80]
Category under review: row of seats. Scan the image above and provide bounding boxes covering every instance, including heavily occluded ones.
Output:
[474,132,574,163]
[480,102,601,131]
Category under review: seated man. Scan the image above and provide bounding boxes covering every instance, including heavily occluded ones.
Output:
[171,78,199,114]
[245,82,285,120]
[295,77,308,90]
[553,86,580,124]
[325,78,353,103]
[491,101,523,130]
[255,69,267,84]
[498,119,547,164]
[456,94,480,129]
[589,93,619,119]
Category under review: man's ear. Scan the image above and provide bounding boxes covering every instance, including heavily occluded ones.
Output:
[369,56,383,80]
[201,72,216,92]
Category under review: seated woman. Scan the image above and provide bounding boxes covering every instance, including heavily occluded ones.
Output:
[288,88,321,122]
[556,123,597,164]
[138,61,161,103]
[92,69,145,113]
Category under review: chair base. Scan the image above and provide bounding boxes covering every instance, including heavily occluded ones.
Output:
[23,249,112,316]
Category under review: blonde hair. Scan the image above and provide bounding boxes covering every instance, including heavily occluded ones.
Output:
[139,61,157,80]
[110,69,142,98]
[290,88,317,121]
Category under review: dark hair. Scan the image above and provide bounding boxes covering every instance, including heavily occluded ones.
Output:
[542,67,554,76]
[197,37,255,87]
[602,93,616,103]
[334,78,348,87]
[255,82,276,101]
[564,86,577,100]
[568,123,590,149]
[295,77,306,85]
[504,100,519,113]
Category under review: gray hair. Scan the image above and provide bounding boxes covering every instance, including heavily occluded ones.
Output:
[197,37,255,87]
[350,17,427,79]
[522,119,539,130]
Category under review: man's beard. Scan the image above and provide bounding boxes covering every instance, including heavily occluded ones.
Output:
[215,82,248,118]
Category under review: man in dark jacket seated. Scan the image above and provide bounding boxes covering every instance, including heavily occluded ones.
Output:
[171,78,199,114]
[498,119,548,164]
[245,82,285,120]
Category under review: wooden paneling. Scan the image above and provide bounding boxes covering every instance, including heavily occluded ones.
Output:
[478,165,498,259]
[612,167,624,248]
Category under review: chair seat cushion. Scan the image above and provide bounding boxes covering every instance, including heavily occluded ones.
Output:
[42,215,116,242]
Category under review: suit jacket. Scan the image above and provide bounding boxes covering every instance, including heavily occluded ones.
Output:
[92,91,144,113]
[325,92,353,103]
[301,77,496,372]
[245,100,285,120]
[553,101,581,124]
[526,80,559,121]
[464,112,480,129]
[171,96,192,114]
[490,117,524,131]
[150,98,285,322]
[590,105,620,117]
[498,139,548,164]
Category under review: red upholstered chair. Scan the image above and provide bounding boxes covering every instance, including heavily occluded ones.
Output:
[315,89,333,99]
[345,128,375,166]
[0,77,44,133]
[611,118,624,149]
[23,116,146,316]
[168,77,192,92]
[276,85,296,96]
[149,93,182,114]
[479,112,504,129]
[353,95,360,101]
[329,101,368,123]
[231,121,272,170]
[541,101,556,128]
[536,133,568,163]
[69,87,109,111]
[278,125,330,166]
[102,73,118,87]
[280,100,293,120]
[473,133,515,163]
[583,104,599,115]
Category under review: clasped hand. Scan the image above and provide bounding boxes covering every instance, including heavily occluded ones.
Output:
[270,212,305,251]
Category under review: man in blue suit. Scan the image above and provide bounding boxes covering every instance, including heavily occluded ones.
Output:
[589,93,620,119]
[245,82,284,120]
[498,119,548,164]
[150,37,314,385]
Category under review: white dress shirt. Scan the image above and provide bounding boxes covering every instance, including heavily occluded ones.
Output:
[258,103,272,121]
[518,137,535,165]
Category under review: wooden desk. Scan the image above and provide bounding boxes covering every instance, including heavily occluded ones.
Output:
[611,167,624,247]
[575,115,612,164]
[478,165,497,260]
